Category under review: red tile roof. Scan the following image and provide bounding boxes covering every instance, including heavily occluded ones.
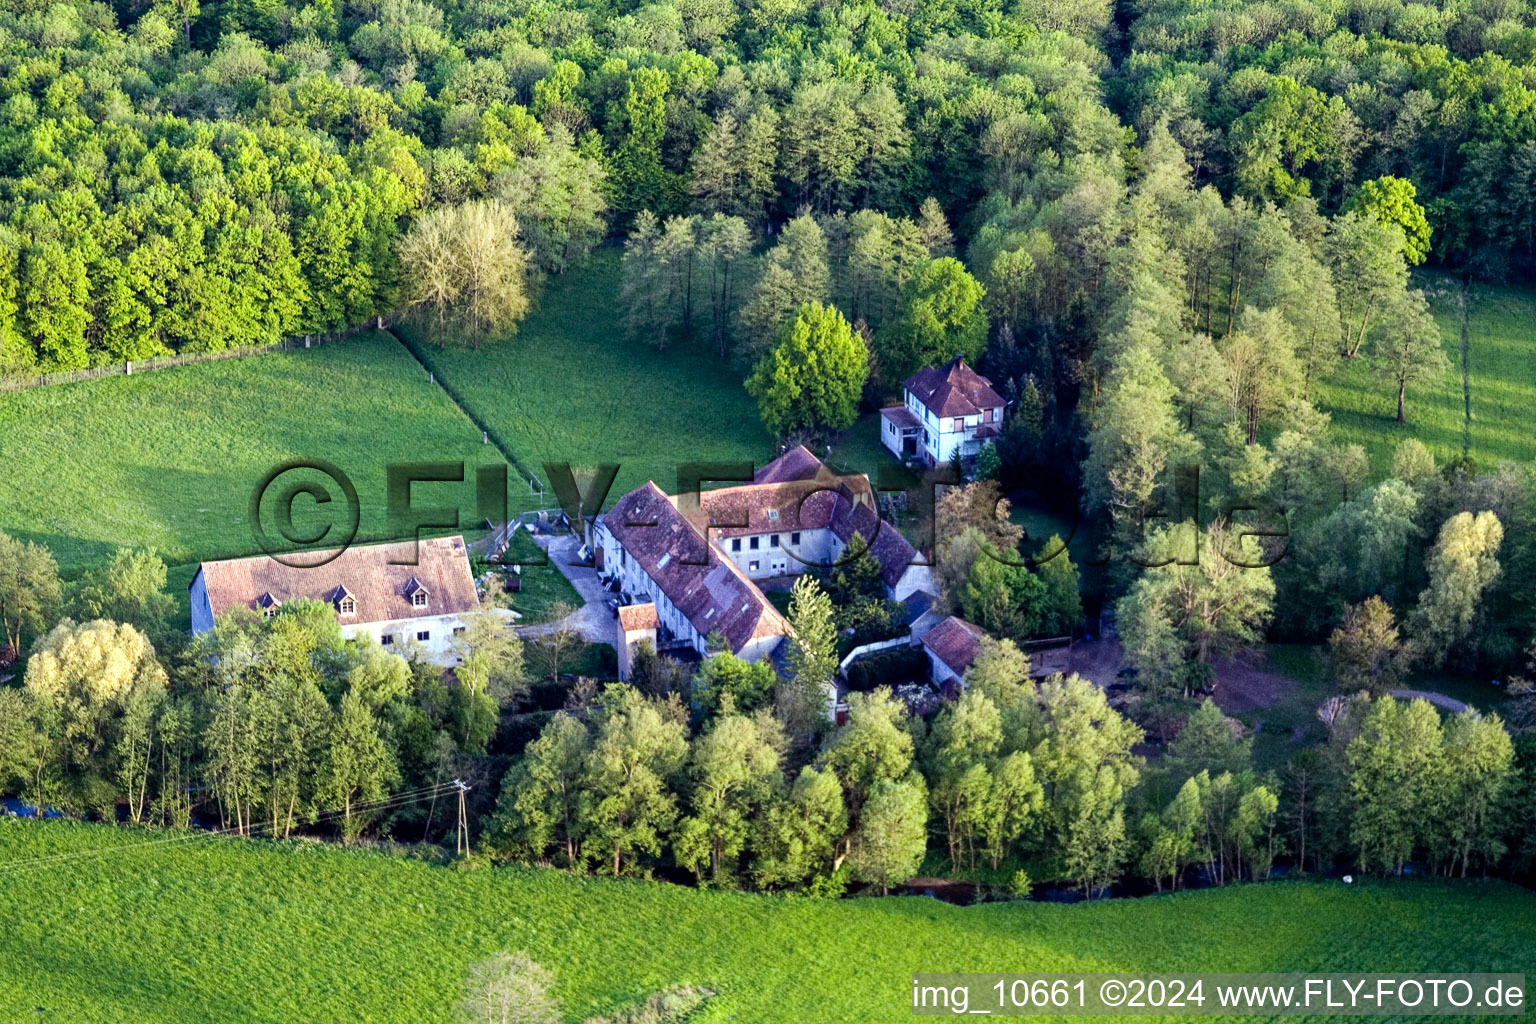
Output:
[687,475,872,540]
[605,483,789,652]
[618,602,659,632]
[922,616,987,676]
[827,486,920,589]
[197,535,478,626]
[903,358,1005,418]
[753,445,827,484]
[686,471,920,590]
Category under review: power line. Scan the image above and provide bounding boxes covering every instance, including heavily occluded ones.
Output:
[452,778,472,857]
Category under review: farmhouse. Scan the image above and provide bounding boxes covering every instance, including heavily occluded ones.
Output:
[190,535,482,662]
[881,357,1005,467]
[592,448,936,670]
[597,482,790,668]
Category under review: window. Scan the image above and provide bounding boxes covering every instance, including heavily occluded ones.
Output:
[339,596,356,616]
[985,407,994,422]
[412,591,428,609]
[264,606,279,619]
[767,508,779,521]
[380,634,393,645]
[952,417,963,432]
[770,535,780,548]
[791,532,801,545]
[453,626,465,636]
[731,538,741,552]
[416,630,431,642]
[749,536,759,550]
[749,561,759,572]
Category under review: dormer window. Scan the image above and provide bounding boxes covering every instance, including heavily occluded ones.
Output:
[404,577,430,611]
[412,591,428,609]
[328,585,356,617]
[258,593,281,618]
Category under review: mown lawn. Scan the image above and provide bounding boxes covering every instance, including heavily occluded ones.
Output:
[1314,273,1536,477]
[398,250,778,507]
[0,820,1531,1024]
[0,331,510,578]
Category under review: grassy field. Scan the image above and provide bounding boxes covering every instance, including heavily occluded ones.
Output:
[0,820,1531,1024]
[1314,273,1536,477]
[399,251,779,507]
[0,331,509,576]
[0,331,584,629]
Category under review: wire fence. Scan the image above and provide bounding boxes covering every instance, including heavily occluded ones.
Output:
[0,331,355,393]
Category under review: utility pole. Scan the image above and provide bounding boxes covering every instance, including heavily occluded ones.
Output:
[453,778,472,856]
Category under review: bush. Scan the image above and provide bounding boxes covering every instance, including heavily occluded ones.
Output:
[844,646,929,692]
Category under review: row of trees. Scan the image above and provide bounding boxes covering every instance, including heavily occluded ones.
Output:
[4,530,1533,895]
[491,623,1536,893]
[491,656,1144,895]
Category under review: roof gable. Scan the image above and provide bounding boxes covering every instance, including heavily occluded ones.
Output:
[753,445,826,484]
[922,616,986,676]
[902,358,1005,418]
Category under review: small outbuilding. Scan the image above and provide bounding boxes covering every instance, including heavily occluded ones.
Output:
[921,615,987,693]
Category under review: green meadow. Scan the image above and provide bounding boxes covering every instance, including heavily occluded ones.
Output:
[0,332,579,628]
[396,250,779,506]
[1314,274,1536,476]
[0,819,1531,1024]
[0,331,508,576]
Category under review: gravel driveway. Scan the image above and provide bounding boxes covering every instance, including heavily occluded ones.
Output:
[514,532,615,645]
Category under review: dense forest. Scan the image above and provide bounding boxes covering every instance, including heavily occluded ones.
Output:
[1,0,1535,373]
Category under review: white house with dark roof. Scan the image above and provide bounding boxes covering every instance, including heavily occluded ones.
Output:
[591,448,936,667]
[190,535,484,663]
[882,357,1006,467]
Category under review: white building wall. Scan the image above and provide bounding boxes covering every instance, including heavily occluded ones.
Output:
[893,564,936,604]
[720,527,835,579]
[598,521,707,655]
[342,611,475,664]
[902,387,1000,466]
[927,648,962,689]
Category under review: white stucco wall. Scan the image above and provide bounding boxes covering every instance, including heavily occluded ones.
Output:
[927,647,962,689]
[342,611,474,664]
[720,527,835,579]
